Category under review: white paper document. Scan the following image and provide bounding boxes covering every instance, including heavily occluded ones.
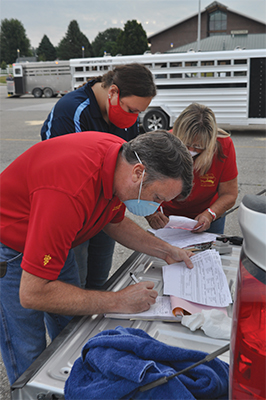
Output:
[154,228,217,249]
[163,249,232,307]
[164,216,198,230]
[105,296,180,321]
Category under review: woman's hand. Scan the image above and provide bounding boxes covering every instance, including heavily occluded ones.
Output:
[145,211,169,230]
[192,178,238,233]
[192,212,213,232]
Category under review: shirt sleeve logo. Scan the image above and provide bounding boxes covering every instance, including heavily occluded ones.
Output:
[43,254,52,266]
[112,202,123,212]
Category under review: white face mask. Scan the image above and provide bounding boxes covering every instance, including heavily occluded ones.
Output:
[189,150,199,158]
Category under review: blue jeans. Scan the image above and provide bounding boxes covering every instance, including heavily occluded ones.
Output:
[206,216,226,234]
[74,230,115,289]
[0,243,80,385]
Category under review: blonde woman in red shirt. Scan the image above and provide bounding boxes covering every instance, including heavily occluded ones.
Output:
[146,103,238,234]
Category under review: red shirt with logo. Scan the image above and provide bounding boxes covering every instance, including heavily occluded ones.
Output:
[0,132,126,280]
[162,136,238,219]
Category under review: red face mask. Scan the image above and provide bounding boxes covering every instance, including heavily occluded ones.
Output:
[108,91,138,129]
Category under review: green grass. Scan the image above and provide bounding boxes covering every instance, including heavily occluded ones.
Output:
[0,76,8,84]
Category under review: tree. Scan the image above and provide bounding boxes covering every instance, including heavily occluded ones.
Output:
[116,20,149,56]
[92,28,122,57]
[57,20,93,60]
[1,61,7,70]
[37,35,57,61]
[0,19,32,64]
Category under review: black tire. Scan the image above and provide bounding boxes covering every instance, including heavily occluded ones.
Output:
[142,109,168,132]
[43,87,54,98]
[32,88,43,98]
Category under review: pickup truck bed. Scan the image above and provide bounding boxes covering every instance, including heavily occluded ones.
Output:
[11,245,240,400]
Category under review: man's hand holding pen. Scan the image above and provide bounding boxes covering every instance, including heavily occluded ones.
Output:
[115,279,158,313]
[145,209,169,230]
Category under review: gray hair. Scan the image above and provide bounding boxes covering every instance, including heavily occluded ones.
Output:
[121,130,193,199]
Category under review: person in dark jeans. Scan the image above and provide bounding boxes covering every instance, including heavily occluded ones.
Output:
[41,63,157,289]
[0,130,194,384]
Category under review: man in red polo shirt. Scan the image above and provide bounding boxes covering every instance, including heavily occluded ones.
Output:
[0,130,193,385]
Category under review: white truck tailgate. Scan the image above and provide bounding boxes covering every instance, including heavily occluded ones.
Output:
[11,246,240,400]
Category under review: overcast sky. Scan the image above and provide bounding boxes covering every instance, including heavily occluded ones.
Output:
[1,0,266,48]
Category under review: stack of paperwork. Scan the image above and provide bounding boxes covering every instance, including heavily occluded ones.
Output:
[106,217,232,321]
[163,249,232,312]
[105,250,231,321]
[151,216,217,249]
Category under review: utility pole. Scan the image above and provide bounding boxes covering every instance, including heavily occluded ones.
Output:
[197,0,201,52]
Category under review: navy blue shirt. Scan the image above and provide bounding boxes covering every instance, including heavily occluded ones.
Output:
[41,80,139,142]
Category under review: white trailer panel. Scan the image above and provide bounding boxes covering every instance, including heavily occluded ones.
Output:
[70,49,266,129]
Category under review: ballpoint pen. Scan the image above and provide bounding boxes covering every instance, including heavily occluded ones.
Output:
[130,272,140,284]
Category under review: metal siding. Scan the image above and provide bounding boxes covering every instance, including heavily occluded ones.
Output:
[13,61,71,95]
[168,33,266,53]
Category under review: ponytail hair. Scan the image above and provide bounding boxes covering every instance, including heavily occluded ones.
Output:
[100,63,157,98]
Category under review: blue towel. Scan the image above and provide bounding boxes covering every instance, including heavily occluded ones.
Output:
[65,326,229,400]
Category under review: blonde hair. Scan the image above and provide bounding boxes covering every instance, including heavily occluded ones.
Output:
[172,103,224,176]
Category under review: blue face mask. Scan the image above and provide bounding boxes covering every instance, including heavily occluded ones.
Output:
[123,152,159,217]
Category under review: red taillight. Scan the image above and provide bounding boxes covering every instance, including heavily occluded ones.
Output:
[229,251,266,399]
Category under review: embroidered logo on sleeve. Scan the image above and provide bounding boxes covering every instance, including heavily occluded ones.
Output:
[43,254,52,266]
[112,202,123,212]
[200,173,216,187]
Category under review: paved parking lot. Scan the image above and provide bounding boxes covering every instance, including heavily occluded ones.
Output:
[0,84,265,398]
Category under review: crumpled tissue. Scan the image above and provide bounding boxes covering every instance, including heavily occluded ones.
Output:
[181,309,232,340]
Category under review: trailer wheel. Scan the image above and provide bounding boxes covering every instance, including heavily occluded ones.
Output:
[142,109,168,132]
[43,87,54,98]
[32,88,43,98]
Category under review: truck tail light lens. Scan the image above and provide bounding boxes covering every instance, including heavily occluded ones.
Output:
[229,251,266,399]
